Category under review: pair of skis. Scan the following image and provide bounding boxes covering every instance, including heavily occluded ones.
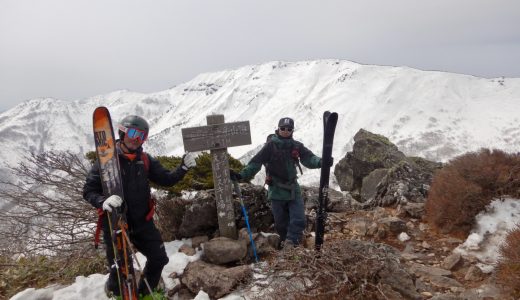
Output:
[93,107,155,299]
[315,111,338,251]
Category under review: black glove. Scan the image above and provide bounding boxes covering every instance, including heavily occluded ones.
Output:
[230,169,242,181]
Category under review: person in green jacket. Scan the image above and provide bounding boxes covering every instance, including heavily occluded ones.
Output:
[231,117,329,247]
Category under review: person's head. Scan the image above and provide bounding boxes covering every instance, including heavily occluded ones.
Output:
[118,115,149,152]
[277,117,294,138]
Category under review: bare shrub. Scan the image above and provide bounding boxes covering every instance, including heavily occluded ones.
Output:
[497,226,520,297]
[255,239,413,300]
[0,151,106,298]
[425,149,520,236]
[0,151,97,260]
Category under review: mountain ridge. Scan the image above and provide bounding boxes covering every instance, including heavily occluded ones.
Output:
[1,59,519,186]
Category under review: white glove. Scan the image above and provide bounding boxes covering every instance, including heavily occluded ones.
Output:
[102,195,123,212]
[181,152,197,170]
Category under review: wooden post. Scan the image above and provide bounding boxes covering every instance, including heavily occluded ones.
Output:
[181,115,251,239]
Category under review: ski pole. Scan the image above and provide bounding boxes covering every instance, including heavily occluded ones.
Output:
[232,181,259,263]
[106,211,124,297]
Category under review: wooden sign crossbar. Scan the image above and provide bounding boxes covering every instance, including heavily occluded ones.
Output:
[181,115,251,239]
[182,121,251,152]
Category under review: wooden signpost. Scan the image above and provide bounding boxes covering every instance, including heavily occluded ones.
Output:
[181,115,251,239]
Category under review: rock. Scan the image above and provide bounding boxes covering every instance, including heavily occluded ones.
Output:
[181,260,252,299]
[238,228,279,257]
[429,294,462,300]
[345,216,370,236]
[399,232,411,242]
[233,184,274,231]
[402,202,425,218]
[203,237,247,265]
[178,244,196,256]
[178,192,219,238]
[460,282,506,300]
[370,158,442,207]
[379,216,407,235]
[301,186,350,212]
[191,235,209,249]
[409,262,452,277]
[415,277,433,293]
[427,275,463,288]
[464,265,484,281]
[441,253,462,270]
[361,168,389,202]
[419,222,430,231]
[437,237,463,245]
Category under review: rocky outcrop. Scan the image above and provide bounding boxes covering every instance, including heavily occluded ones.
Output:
[335,129,406,194]
[334,129,442,208]
[167,185,274,239]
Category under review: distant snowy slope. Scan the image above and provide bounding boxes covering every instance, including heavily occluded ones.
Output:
[1,60,519,186]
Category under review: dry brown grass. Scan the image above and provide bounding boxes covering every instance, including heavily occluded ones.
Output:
[254,239,407,300]
[497,226,520,297]
[425,149,520,236]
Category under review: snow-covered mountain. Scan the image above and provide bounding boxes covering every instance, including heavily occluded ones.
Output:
[1,59,519,186]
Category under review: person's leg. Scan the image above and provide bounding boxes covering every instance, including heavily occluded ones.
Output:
[271,200,290,243]
[286,196,306,245]
[130,222,169,296]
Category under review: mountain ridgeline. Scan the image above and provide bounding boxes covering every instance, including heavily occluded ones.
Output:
[0,60,519,186]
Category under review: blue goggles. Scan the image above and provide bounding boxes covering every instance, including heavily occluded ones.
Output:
[119,125,147,142]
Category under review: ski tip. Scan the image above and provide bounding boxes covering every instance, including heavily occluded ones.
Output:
[93,106,109,117]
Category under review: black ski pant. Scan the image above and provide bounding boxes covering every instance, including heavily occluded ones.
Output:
[103,216,169,296]
[271,197,306,245]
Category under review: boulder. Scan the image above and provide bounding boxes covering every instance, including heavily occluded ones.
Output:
[370,158,442,207]
[202,237,247,265]
[335,129,406,195]
[166,185,273,239]
[181,260,252,299]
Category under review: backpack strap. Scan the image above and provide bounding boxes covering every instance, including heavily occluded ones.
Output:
[140,152,156,221]
[94,208,104,249]
[141,152,150,173]
[145,196,156,221]
[291,145,303,175]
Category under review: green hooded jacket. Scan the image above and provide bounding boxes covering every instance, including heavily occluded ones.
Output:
[239,134,322,201]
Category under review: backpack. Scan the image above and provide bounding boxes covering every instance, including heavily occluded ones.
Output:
[94,152,156,248]
[264,136,303,185]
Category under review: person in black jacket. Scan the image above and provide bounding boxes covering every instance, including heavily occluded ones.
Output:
[83,115,197,297]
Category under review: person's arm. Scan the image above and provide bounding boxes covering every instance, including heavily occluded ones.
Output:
[82,162,106,209]
[298,143,322,169]
[238,143,271,180]
[147,154,189,187]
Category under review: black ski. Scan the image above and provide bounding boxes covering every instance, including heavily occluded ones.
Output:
[315,111,338,251]
[93,106,138,299]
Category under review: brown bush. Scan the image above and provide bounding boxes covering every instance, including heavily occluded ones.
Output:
[425,149,520,236]
[497,226,520,297]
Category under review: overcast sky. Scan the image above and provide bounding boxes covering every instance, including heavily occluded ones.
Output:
[1,0,519,112]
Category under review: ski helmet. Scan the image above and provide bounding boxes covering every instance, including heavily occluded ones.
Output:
[118,115,149,141]
[278,117,294,129]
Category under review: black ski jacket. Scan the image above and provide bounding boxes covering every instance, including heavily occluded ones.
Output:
[83,145,187,228]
